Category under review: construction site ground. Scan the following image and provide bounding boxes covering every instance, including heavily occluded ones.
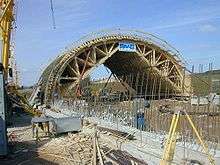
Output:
[0,112,220,165]
[0,113,147,165]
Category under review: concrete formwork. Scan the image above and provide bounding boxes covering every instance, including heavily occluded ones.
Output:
[30,29,190,105]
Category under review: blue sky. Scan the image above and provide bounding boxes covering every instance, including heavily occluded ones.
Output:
[14,0,220,85]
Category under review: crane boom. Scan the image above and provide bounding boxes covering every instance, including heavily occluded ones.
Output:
[1,0,14,80]
[0,0,14,156]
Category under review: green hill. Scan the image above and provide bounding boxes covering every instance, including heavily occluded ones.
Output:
[191,69,220,95]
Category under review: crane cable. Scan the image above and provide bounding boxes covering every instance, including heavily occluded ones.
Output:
[49,0,56,29]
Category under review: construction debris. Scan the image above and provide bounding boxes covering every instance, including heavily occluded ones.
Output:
[1,114,148,165]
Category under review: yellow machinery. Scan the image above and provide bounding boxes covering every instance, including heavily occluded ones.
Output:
[0,0,14,80]
[160,109,215,165]
[0,0,41,116]
[0,0,14,156]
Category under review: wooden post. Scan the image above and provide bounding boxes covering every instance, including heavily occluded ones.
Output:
[92,126,97,165]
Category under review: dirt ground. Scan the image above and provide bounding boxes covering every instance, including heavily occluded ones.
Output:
[0,113,61,165]
[2,110,218,165]
[0,113,147,165]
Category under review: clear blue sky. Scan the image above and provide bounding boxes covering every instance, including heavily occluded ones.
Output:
[14,0,220,86]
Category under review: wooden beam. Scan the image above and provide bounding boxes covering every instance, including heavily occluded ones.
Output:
[157,59,168,66]
[73,57,80,75]
[91,47,97,63]
[59,77,78,80]
[104,41,108,53]
[76,57,94,67]
[144,50,153,57]
[167,65,175,76]
[108,42,115,53]
[67,64,80,77]
[152,49,156,66]
[143,45,146,54]
[155,53,162,65]
[95,47,107,57]
[84,51,94,64]
[136,44,142,54]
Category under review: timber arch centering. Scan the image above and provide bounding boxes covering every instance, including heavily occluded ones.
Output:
[32,29,190,106]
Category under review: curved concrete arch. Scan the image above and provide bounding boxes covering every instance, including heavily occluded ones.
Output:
[32,29,189,105]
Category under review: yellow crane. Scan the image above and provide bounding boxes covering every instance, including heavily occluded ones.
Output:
[0,0,14,80]
[0,0,14,156]
[0,0,42,117]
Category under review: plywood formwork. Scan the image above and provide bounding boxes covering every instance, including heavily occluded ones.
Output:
[31,29,190,105]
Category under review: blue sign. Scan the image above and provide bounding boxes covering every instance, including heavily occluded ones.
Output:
[119,42,136,52]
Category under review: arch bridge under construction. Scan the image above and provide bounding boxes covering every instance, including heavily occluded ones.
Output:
[28,30,220,164]
[31,29,190,105]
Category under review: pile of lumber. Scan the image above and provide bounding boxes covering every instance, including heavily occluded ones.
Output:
[39,133,94,164]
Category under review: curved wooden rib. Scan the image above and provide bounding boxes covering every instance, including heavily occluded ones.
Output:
[38,35,187,105]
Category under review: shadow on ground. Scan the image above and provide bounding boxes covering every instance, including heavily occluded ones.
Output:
[0,138,59,165]
[7,112,32,128]
[0,113,61,165]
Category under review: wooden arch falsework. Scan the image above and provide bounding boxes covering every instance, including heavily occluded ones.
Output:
[32,29,190,105]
